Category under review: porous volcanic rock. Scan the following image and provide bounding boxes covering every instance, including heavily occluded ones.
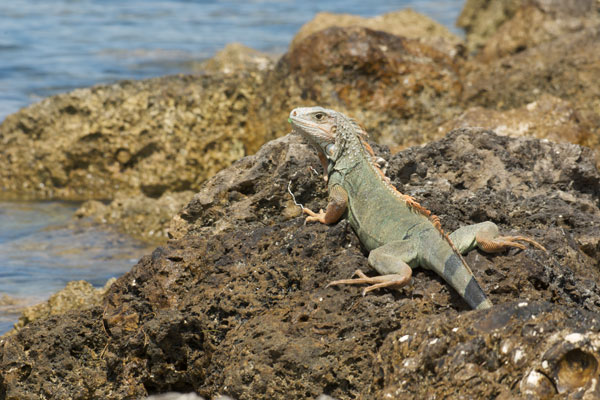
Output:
[440,94,593,147]
[0,20,467,242]
[0,15,462,203]
[457,0,521,54]
[0,74,267,201]
[5,279,116,337]
[193,43,277,75]
[2,129,600,399]
[76,191,196,243]
[378,303,600,399]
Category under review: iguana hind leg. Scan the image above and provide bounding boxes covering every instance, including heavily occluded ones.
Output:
[449,221,546,254]
[327,240,416,296]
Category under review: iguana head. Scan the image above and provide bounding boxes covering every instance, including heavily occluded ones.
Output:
[288,106,338,159]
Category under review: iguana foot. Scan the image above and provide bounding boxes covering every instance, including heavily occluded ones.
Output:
[476,233,547,253]
[303,208,327,224]
[326,269,411,296]
[450,222,547,254]
[303,185,348,225]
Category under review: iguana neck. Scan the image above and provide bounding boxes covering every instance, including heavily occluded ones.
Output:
[330,115,381,181]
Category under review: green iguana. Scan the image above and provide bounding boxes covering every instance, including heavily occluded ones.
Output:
[289,106,546,310]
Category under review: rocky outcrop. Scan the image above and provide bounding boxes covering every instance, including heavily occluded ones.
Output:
[3,4,598,244]
[457,0,600,57]
[0,13,466,243]
[461,24,600,153]
[440,94,593,146]
[457,0,525,54]
[2,129,599,398]
[267,26,464,150]
[0,74,267,201]
[459,0,600,60]
[2,4,600,397]
[379,303,600,398]
[290,9,463,57]
[192,43,276,75]
[76,191,195,243]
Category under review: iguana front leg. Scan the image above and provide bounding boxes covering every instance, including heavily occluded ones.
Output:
[449,221,546,254]
[327,240,417,296]
[303,184,348,224]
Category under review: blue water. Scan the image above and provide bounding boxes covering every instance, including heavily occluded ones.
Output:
[0,0,464,121]
[0,202,150,333]
[0,1,465,334]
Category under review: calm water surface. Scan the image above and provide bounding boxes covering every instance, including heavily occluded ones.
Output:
[0,202,150,334]
[0,0,464,334]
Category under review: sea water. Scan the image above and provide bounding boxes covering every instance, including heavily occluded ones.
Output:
[0,202,150,334]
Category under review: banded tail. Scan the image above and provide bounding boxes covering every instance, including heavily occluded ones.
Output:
[439,252,492,310]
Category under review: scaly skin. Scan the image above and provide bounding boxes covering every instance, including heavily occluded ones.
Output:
[289,106,387,181]
[289,107,546,310]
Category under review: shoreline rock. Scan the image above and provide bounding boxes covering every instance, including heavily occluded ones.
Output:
[2,129,600,398]
[3,278,115,337]
[290,9,464,57]
[0,9,472,243]
[0,74,266,201]
[1,5,599,246]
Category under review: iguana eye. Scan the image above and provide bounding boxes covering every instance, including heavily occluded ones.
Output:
[314,112,324,121]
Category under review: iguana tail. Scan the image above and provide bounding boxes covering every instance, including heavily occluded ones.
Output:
[443,252,492,309]
[424,240,492,310]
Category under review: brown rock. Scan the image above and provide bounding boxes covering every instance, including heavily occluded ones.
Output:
[457,0,599,57]
[478,1,600,61]
[4,279,115,336]
[2,129,599,398]
[270,26,463,149]
[379,303,599,399]
[441,94,592,145]
[76,191,195,243]
[0,24,466,243]
[462,26,600,152]
[194,43,277,75]
[2,6,599,248]
[0,74,265,201]
[457,0,526,54]
[290,9,463,57]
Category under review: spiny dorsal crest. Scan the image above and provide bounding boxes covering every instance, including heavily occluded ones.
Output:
[347,117,449,239]
[348,117,369,139]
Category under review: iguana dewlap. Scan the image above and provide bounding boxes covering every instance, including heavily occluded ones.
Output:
[289,106,546,310]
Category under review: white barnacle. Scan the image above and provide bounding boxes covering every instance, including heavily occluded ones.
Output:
[565,332,584,344]
[513,349,525,364]
[525,370,544,386]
